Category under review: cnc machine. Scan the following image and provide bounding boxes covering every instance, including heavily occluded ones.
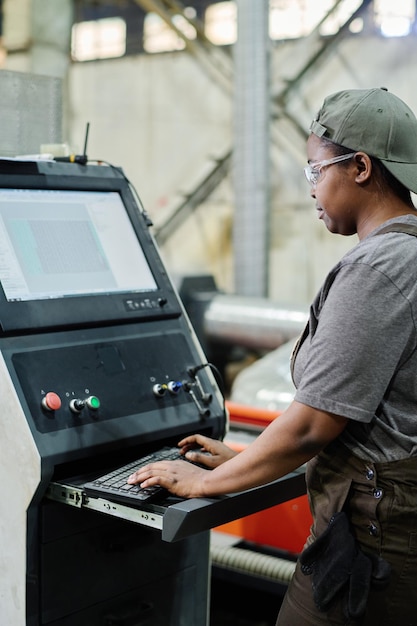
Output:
[0,159,305,625]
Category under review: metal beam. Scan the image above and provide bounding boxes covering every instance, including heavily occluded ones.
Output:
[134,0,233,93]
[140,0,373,244]
[153,150,231,245]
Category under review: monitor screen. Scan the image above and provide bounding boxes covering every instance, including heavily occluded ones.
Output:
[0,188,158,302]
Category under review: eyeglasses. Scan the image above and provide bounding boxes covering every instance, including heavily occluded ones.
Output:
[304,153,356,186]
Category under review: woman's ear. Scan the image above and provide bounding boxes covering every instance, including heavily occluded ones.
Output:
[353,152,372,184]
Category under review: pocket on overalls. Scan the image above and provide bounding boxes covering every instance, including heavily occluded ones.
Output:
[305,455,353,540]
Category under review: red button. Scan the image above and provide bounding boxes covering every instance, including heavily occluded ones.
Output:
[42,392,62,411]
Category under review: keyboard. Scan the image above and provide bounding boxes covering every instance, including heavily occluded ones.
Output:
[83,446,186,506]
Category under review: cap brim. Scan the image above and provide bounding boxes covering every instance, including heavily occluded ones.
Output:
[382,159,417,194]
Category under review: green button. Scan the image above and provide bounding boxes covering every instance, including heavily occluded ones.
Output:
[87,395,100,410]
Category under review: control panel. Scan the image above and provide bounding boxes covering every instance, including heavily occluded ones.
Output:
[1,320,225,469]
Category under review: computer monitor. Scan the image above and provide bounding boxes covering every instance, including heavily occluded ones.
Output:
[0,162,181,333]
[0,188,157,302]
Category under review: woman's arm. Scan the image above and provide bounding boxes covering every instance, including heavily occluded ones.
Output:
[127,400,348,498]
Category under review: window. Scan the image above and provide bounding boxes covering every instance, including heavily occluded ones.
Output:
[375,0,415,37]
[205,1,237,45]
[269,0,415,40]
[269,0,319,39]
[143,10,197,53]
[269,0,363,39]
[71,17,126,62]
[320,0,364,36]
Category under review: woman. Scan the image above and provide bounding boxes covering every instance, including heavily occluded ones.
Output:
[128,88,417,625]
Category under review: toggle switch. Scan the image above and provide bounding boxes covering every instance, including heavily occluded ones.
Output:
[167,381,182,395]
[41,391,62,411]
[153,383,168,397]
[69,399,86,414]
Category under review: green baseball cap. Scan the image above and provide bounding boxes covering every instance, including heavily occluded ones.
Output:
[310,87,417,193]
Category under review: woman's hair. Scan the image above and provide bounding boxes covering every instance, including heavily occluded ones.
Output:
[319,136,413,205]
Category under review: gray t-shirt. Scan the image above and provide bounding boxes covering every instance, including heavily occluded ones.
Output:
[292,214,417,463]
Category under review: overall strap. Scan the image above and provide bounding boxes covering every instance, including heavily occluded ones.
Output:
[376,222,417,237]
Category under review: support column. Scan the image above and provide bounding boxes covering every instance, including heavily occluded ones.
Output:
[232,0,270,297]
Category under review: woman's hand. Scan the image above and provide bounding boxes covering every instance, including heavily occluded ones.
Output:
[178,433,237,468]
[126,434,237,498]
[127,458,210,498]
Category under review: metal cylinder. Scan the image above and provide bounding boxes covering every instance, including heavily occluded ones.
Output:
[203,293,308,350]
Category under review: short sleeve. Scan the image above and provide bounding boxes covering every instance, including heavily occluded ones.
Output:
[294,262,414,422]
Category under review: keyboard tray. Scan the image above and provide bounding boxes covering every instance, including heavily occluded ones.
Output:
[47,469,306,543]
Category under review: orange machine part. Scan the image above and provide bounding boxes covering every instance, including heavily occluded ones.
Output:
[217,402,312,555]
[225,400,281,428]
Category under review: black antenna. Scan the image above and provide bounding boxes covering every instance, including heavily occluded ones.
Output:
[55,121,90,165]
[82,122,90,161]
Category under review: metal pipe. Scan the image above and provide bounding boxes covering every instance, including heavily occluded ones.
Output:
[203,294,307,350]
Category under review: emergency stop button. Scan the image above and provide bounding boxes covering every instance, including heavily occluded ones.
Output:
[41,392,62,411]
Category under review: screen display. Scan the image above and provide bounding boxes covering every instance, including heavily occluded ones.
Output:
[0,188,158,302]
